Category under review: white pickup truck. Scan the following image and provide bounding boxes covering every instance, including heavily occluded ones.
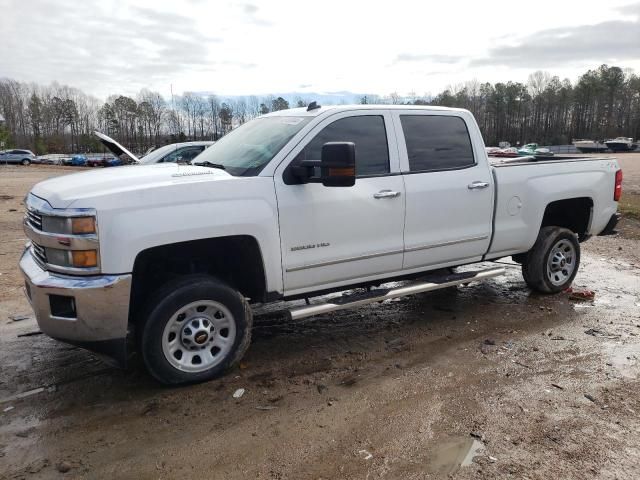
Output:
[20,105,622,385]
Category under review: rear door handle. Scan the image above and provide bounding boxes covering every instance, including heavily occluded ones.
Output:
[467,181,490,190]
[373,190,401,199]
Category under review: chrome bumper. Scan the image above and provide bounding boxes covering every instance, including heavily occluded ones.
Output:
[19,246,132,366]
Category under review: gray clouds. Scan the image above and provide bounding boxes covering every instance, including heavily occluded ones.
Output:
[242,3,259,14]
[1,0,639,99]
[473,4,640,67]
[0,0,224,96]
[239,3,273,27]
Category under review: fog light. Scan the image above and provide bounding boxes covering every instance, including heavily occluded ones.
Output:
[49,295,76,318]
[71,217,96,234]
[71,250,98,268]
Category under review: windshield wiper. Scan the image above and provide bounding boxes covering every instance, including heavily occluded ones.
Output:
[197,161,226,170]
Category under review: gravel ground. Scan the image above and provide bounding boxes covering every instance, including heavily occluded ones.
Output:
[0,159,639,479]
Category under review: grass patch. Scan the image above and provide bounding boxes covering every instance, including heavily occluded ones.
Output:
[618,192,640,221]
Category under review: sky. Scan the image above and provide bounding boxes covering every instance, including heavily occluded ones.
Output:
[1,0,640,100]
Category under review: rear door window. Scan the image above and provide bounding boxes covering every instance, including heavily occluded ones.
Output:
[400,115,475,172]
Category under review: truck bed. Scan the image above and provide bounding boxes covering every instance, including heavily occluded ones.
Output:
[489,155,609,167]
[486,155,620,260]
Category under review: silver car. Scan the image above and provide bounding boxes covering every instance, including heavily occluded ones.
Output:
[0,149,36,165]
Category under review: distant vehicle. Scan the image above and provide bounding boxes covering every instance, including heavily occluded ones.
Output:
[605,137,638,152]
[35,154,67,165]
[487,147,519,158]
[0,149,36,165]
[86,156,118,168]
[517,143,554,158]
[572,139,609,153]
[66,155,87,167]
[94,131,214,165]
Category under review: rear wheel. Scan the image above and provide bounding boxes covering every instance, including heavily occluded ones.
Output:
[21,158,31,166]
[141,275,252,385]
[522,226,580,293]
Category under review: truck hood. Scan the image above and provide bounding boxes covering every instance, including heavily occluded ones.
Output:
[31,163,233,208]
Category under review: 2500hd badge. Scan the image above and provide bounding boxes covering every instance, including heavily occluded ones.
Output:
[291,242,330,252]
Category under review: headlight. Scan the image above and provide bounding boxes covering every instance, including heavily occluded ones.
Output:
[24,193,100,275]
[41,215,96,235]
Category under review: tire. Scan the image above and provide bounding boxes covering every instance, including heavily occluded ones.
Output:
[522,226,580,293]
[140,275,252,385]
[21,158,31,166]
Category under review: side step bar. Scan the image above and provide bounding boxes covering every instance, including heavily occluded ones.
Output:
[288,267,506,320]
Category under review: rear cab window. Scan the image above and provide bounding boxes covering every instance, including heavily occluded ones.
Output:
[400,115,475,172]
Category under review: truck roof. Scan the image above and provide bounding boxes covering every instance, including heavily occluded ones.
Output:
[263,104,470,118]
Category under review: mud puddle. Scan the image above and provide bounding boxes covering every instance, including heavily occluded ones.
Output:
[426,437,486,475]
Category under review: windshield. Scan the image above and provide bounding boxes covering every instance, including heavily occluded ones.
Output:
[193,116,311,176]
[139,144,179,164]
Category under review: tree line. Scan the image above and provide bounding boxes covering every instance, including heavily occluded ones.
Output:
[1,64,639,154]
[420,65,640,146]
[0,79,303,154]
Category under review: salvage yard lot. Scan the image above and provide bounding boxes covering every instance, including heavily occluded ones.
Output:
[1,155,640,479]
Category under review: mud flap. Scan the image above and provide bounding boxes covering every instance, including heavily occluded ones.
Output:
[599,213,621,236]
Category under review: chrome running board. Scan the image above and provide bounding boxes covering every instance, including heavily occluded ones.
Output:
[288,267,505,320]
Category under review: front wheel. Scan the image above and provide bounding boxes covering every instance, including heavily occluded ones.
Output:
[21,158,31,166]
[141,275,252,385]
[522,226,580,293]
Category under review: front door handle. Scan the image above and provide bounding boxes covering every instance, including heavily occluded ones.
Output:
[373,190,401,199]
[468,181,490,190]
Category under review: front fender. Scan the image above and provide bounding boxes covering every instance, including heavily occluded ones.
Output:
[95,177,283,294]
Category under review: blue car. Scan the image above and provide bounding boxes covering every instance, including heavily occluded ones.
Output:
[70,155,87,166]
[106,157,123,167]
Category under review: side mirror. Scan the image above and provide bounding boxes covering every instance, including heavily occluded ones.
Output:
[320,142,356,187]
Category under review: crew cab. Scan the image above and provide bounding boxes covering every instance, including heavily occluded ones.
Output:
[19,105,622,385]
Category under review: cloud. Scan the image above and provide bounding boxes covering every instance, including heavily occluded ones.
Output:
[239,2,273,26]
[472,7,640,67]
[242,3,259,14]
[0,0,223,96]
[619,1,640,15]
[218,60,257,69]
[394,54,463,64]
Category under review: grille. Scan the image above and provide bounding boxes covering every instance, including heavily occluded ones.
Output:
[32,242,47,268]
[26,208,43,231]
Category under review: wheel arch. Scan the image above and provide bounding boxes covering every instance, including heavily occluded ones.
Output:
[128,235,267,327]
[539,197,593,239]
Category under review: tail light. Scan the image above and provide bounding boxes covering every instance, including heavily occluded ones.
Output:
[614,169,623,201]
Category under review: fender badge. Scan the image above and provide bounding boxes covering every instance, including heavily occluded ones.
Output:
[291,242,330,252]
[171,171,214,177]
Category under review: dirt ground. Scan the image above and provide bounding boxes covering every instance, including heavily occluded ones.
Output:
[1,155,639,479]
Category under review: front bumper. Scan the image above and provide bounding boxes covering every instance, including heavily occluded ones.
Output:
[19,246,132,367]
